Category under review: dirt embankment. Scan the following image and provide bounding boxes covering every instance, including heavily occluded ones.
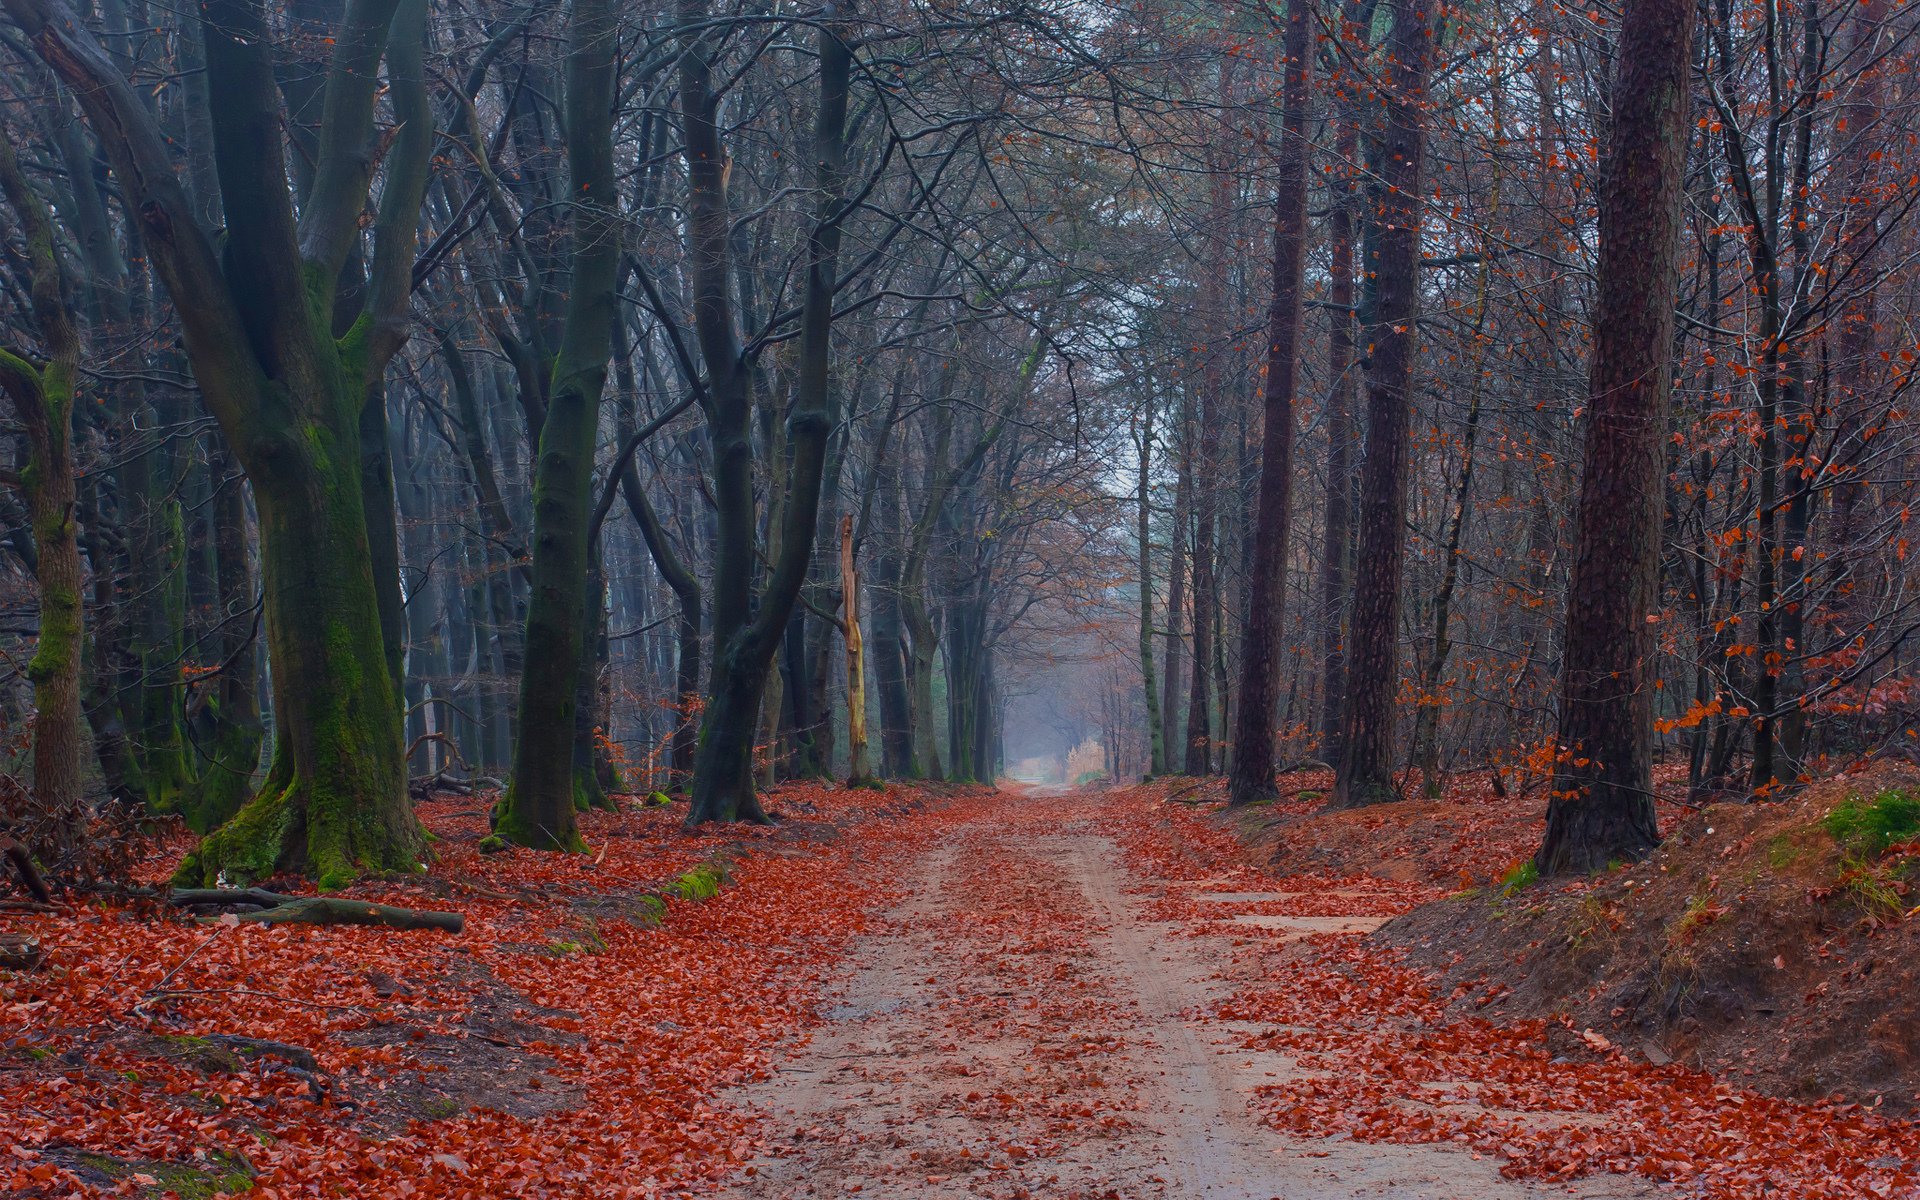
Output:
[1374,765,1920,1115]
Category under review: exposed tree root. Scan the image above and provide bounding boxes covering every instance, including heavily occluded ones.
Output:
[1,835,52,903]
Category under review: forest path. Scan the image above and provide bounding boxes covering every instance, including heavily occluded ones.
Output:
[725,793,1652,1200]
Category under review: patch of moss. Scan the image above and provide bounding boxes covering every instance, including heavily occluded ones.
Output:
[1824,788,1920,859]
[666,861,725,902]
[77,1151,253,1199]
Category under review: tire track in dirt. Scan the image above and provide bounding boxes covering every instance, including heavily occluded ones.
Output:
[726,797,1654,1199]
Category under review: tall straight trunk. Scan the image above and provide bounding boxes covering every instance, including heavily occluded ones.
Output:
[1706,0,1795,793]
[840,515,871,784]
[360,381,407,706]
[1333,0,1430,809]
[1186,86,1235,778]
[47,78,188,814]
[569,555,615,808]
[0,139,85,841]
[1318,115,1359,763]
[684,2,851,824]
[1535,0,1695,873]
[1825,0,1886,627]
[1773,0,1820,775]
[1230,0,1312,806]
[495,0,621,851]
[871,459,916,777]
[1161,405,1190,763]
[1184,451,1218,774]
[1137,408,1166,776]
[122,406,193,812]
[1516,11,1568,763]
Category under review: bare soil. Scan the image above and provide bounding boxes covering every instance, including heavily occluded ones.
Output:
[1380,764,1920,1116]
[729,795,1652,1199]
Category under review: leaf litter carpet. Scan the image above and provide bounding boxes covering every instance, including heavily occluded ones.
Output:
[6,781,1917,1197]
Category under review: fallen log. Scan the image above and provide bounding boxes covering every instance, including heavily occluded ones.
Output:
[169,888,464,934]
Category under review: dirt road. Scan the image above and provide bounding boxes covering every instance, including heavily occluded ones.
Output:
[726,795,1652,1199]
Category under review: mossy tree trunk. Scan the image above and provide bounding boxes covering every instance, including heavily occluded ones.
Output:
[0,137,86,841]
[7,0,435,886]
[179,444,264,833]
[494,0,621,850]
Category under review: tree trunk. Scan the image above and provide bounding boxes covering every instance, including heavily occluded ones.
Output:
[1333,0,1430,810]
[48,0,441,888]
[1136,408,1165,777]
[1162,406,1190,765]
[840,515,872,785]
[0,139,86,844]
[1318,114,1359,763]
[1228,0,1312,807]
[182,447,264,832]
[871,458,916,777]
[496,0,621,851]
[683,0,851,824]
[1536,0,1695,873]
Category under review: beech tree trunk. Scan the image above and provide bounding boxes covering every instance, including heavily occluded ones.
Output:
[0,139,85,842]
[8,0,435,888]
[496,0,622,851]
[684,0,851,824]
[1536,0,1696,873]
[1229,0,1312,807]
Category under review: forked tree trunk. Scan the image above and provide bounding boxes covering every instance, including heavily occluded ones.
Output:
[683,0,852,824]
[1333,0,1430,810]
[1536,0,1696,873]
[8,0,436,887]
[1228,0,1312,807]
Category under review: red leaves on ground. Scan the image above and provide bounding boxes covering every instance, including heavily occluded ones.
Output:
[1104,779,1920,1199]
[1,784,964,1198]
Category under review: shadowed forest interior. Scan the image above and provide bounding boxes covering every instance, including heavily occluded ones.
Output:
[4,0,1920,1196]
